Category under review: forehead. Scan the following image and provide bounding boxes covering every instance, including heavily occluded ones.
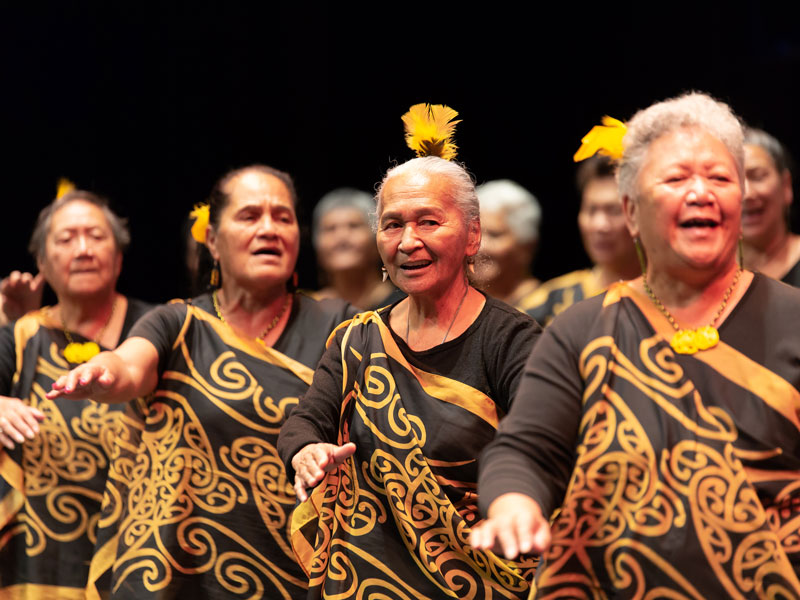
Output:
[581,177,619,208]
[50,200,111,232]
[643,127,736,171]
[744,144,776,169]
[224,171,294,209]
[380,172,456,213]
[320,206,369,226]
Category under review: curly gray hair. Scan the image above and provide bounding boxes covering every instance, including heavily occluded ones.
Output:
[476,179,541,244]
[618,92,744,202]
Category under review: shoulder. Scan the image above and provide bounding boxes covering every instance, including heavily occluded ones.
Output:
[294,292,357,327]
[742,272,800,315]
[124,297,157,321]
[482,296,541,330]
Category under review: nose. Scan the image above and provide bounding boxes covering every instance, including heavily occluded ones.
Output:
[590,210,612,233]
[686,175,713,204]
[75,234,92,256]
[256,214,278,237]
[398,224,422,254]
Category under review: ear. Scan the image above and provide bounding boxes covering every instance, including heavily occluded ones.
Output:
[205,225,221,262]
[465,218,481,257]
[114,252,123,279]
[783,169,793,207]
[622,194,639,239]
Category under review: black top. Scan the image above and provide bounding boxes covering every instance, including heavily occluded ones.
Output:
[478,273,800,517]
[278,294,542,477]
[781,256,800,288]
[0,296,154,394]
[129,292,355,375]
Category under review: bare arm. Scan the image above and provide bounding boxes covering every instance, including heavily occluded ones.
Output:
[47,336,160,403]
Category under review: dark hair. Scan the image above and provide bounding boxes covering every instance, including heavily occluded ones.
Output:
[575,155,616,195]
[208,164,298,228]
[28,190,130,260]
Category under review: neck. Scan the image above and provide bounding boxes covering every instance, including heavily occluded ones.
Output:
[595,256,641,289]
[742,227,791,273]
[58,289,117,330]
[486,270,535,303]
[216,281,291,340]
[328,266,385,307]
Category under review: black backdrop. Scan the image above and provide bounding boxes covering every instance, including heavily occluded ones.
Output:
[3,3,799,304]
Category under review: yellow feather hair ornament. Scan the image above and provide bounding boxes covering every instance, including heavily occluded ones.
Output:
[573,116,627,162]
[189,203,210,244]
[401,103,461,161]
[56,178,76,199]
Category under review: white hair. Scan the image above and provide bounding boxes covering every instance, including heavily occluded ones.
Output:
[477,179,541,244]
[618,92,744,201]
[312,188,375,247]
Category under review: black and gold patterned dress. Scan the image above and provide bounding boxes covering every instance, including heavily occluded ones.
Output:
[521,269,603,326]
[480,274,800,598]
[280,296,541,599]
[87,293,352,600]
[0,298,152,599]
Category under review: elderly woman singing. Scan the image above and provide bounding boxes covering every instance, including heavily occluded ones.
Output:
[278,105,541,599]
[472,93,800,597]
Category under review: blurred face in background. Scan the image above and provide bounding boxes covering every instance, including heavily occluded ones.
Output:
[578,176,634,269]
[39,200,122,299]
[316,207,378,273]
[743,143,793,247]
[478,207,534,284]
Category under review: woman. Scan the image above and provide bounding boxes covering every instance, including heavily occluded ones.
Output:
[311,187,403,310]
[523,156,639,324]
[278,156,541,599]
[475,179,542,310]
[740,127,800,285]
[472,93,800,597]
[48,165,353,599]
[0,190,152,596]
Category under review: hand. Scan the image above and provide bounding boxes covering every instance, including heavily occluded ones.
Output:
[0,272,45,323]
[469,492,551,558]
[291,442,357,502]
[0,396,45,450]
[47,362,115,401]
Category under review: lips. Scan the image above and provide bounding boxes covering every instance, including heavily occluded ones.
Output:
[252,247,281,256]
[679,217,719,228]
[400,260,432,271]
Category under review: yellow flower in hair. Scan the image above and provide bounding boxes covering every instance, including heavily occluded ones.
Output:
[56,178,76,199]
[402,103,461,161]
[573,116,627,162]
[190,203,210,244]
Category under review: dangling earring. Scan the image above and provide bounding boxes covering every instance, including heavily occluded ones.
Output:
[210,260,220,287]
[738,234,744,269]
[292,272,299,290]
[467,257,476,275]
[633,237,647,276]
[381,266,389,283]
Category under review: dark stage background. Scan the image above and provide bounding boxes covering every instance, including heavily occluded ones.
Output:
[3,3,800,304]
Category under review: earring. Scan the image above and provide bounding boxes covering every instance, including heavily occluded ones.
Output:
[467,257,476,275]
[210,260,220,287]
[381,267,389,283]
[738,234,744,269]
[633,237,647,276]
[292,271,299,289]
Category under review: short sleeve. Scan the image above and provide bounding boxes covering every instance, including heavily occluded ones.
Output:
[128,302,188,376]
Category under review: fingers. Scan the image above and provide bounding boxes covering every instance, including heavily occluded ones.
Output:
[294,476,309,503]
[31,272,45,293]
[470,493,552,559]
[0,397,46,450]
[292,442,357,501]
[47,365,113,399]
[330,442,356,467]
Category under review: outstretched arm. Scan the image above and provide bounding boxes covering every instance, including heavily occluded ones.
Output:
[47,336,160,403]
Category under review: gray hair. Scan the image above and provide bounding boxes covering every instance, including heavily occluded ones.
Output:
[312,188,375,247]
[744,126,792,174]
[477,179,541,244]
[376,156,479,226]
[28,190,131,260]
[618,92,745,201]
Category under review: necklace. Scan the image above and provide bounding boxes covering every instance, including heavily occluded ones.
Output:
[213,290,291,342]
[406,285,469,346]
[61,296,118,363]
[642,268,742,355]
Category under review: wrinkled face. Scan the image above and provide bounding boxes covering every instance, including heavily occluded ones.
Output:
[207,170,300,291]
[39,200,122,299]
[478,208,532,283]
[377,172,480,298]
[316,207,378,273]
[624,127,742,276]
[742,144,792,246]
[578,177,634,269]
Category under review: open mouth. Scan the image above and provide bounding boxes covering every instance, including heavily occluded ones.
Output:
[253,248,281,256]
[679,218,719,229]
[400,260,432,271]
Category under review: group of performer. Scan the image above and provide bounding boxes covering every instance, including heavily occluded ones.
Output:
[1,92,800,599]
